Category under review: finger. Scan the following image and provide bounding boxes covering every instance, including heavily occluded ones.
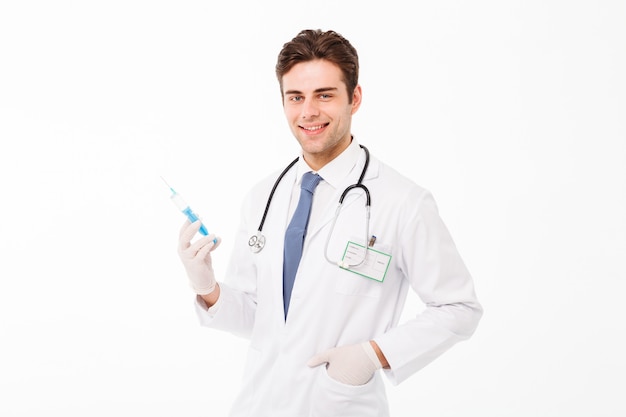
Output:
[178,219,192,237]
[186,234,213,255]
[178,220,202,250]
[307,351,330,368]
[202,234,222,251]
[202,234,222,253]
[195,235,220,258]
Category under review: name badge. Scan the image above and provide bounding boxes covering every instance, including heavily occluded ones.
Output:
[340,241,392,282]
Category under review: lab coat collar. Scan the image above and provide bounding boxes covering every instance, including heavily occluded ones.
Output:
[294,138,364,187]
[302,138,379,239]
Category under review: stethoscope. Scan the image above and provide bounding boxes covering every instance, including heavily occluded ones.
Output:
[248,144,371,268]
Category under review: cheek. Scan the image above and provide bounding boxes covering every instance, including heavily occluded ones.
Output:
[284,106,300,122]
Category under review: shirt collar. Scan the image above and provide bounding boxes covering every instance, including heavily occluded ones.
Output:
[295,138,362,189]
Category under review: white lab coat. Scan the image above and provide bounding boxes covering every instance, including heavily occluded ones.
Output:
[196,141,483,416]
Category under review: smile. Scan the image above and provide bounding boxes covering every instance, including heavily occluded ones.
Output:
[300,123,329,132]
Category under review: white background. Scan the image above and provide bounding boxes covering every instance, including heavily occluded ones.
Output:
[1,1,625,416]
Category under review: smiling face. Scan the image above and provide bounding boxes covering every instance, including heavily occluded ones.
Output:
[281,59,362,171]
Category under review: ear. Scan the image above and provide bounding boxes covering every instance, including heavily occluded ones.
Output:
[351,85,362,115]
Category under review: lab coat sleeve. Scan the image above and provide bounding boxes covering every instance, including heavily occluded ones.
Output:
[195,282,256,339]
[193,188,262,339]
[375,190,483,385]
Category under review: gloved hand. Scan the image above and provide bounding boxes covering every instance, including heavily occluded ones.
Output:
[178,220,221,295]
[307,342,382,385]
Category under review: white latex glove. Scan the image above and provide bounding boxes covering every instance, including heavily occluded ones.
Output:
[178,220,221,295]
[307,342,382,386]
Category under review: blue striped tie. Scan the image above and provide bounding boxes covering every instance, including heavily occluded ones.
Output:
[283,172,322,318]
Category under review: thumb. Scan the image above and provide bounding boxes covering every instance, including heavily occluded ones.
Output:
[307,350,331,368]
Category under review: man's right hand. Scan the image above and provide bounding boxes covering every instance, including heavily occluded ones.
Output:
[177,220,221,296]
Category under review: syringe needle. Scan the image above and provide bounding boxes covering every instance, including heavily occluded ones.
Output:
[160,176,175,193]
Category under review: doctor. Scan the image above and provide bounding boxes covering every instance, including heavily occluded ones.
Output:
[177,29,483,416]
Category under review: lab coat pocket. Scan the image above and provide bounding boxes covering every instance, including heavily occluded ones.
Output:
[309,367,389,417]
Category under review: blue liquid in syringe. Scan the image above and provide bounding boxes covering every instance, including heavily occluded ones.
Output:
[162,177,213,239]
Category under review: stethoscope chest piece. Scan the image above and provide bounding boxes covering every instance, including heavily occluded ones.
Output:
[248,232,266,253]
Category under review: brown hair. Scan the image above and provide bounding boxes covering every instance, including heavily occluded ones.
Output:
[275,29,359,102]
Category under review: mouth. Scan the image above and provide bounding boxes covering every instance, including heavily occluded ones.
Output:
[299,123,329,135]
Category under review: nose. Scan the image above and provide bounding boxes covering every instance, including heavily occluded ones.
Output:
[301,99,319,119]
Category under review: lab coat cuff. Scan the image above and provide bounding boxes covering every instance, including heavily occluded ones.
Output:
[195,293,223,317]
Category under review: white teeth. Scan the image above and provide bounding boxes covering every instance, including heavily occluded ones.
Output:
[303,125,324,131]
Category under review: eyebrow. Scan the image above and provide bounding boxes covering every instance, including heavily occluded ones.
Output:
[284,87,339,95]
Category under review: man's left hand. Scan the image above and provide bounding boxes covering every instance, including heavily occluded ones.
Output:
[307,342,382,385]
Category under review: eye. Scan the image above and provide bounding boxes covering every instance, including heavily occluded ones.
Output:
[289,96,303,102]
[319,93,332,100]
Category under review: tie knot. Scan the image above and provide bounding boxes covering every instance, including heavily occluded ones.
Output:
[301,172,322,193]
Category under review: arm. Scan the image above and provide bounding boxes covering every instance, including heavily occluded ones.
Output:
[200,284,220,307]
[370,340,390,369]
[375,190,482,384]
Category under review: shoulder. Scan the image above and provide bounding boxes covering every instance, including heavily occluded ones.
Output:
[369,155,431,200]
[242,160,298,206]
[364,155,444,226]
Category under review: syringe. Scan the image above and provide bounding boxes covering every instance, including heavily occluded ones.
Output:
[161,176,214,240]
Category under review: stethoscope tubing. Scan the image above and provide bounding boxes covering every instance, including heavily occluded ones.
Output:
[249,145,371,268]
[257,156,299,233]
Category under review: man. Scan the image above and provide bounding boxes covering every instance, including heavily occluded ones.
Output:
[178,29,482,416]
